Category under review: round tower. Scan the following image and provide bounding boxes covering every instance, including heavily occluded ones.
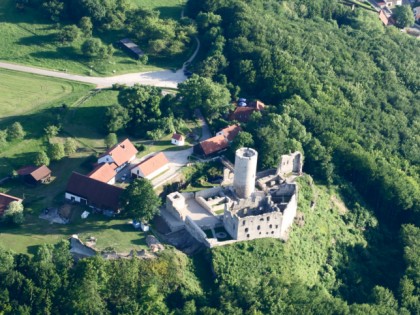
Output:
[233,148,258,198]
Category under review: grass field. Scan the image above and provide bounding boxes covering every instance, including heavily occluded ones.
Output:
[0,0,189,76]
[0,206,148,255]
[133,0,186,19]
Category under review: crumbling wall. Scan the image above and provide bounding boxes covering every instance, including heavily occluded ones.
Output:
[277,152,303,176]
[235,211,283,240]
[166,192,193,221]
[195,186,224,199]
[279,191,297,240]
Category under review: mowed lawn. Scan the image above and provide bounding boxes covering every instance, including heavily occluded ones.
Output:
[0,207,148,255]
[0,69,89,119]
[0,0,187,76]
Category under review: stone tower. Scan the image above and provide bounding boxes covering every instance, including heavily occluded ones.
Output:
[233,148,258,198]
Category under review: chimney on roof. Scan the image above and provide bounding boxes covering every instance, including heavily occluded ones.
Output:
[121,144,125,149]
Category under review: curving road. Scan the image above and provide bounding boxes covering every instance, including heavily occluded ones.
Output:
[0,37,200,89]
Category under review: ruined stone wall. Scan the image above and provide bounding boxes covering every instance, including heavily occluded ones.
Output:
[279,192,297,240]
[195,186,225,199]
[223,207,283,241]
[277,152,303,175]
[166,192,194,221]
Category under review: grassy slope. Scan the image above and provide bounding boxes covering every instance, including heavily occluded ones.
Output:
[133,0,185,19]
[211,176,366,288]
[0,69,93,177]
[0,0,188,76]
[0,75,148,255]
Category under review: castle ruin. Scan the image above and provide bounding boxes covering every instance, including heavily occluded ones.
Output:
[161,149,302,247]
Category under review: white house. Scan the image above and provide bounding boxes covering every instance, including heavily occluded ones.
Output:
[98,139,138,173]
[171,133,185,146]
[131,152,169,180]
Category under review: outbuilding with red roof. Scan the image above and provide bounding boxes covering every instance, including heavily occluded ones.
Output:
[131,152,169,180]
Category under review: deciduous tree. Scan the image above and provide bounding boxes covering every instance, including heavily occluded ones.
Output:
[7,122,25,141]
[121,178,161,222]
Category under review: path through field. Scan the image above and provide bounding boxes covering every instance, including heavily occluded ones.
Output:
[0,36,200,89]
[0,62,185,89]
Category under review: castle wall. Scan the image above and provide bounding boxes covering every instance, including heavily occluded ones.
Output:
[279,193,297,240]
[165,192,194,221]
[277,152,303,176]
[224,207,283,241]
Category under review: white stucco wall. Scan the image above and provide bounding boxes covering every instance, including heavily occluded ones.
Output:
[98,155,114,165]
[131,164,169,180]
[65,192,81,202]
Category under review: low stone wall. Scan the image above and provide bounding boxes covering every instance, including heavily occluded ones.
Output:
[196,196,213,214]
[195,186,224,199]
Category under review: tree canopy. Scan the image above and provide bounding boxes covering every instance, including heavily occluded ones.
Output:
[121,178,161,222]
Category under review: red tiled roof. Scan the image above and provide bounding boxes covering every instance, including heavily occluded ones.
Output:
[87,163,117,183]
[16,165,37,176]
[66,172,124,211]
[172,133,184,141]
[30,165,51,181]
[229,107,255,122]
[134,152,169,177]
[199,135,229,156]
[249,100,265,110]
[17,165,51,181]
[0,193,22,217]
[229,101,265,122]
[100,139,138,167]
[220,125,242,141]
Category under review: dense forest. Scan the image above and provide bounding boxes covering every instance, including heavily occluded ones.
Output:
[1,0,419,314]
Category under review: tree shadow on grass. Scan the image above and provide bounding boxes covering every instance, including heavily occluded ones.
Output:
[30,46,82,62]
[18,33,57,46]
[2,106,110,141]
[154,6,182,20]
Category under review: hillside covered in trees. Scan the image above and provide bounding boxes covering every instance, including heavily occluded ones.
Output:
[1,0,419,314]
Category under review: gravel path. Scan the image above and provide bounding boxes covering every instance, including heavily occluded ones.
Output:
[0,61,187,89]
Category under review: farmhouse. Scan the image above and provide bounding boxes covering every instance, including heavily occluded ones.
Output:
[194,135,229,157]
[131,152,169,180]
[119,38,144,59]
[0,193,22,217]
[98,139,138,173]
[17,165,52,184]
[216,124,242,141]
[229,100,265,122]
[194,125,242,157]
[65,172,124,212]
[171,133,185,146]
[87,163,117,184]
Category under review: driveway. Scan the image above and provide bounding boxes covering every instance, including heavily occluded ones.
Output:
[152,147,193,188]
[195,109,212,141]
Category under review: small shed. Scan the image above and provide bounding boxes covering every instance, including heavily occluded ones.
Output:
[119,38,144,59]
[171,133,185,146]
[17,165,52,184]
